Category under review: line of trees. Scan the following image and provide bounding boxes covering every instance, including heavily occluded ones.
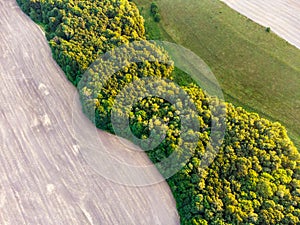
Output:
[17,0,300,224]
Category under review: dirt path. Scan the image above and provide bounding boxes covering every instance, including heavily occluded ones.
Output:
[221,0,300,49]
[0,1,179,224]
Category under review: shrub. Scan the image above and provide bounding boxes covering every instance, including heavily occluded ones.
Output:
[150,2,159,14]
[154,13,161,22]
[150,2,161,23]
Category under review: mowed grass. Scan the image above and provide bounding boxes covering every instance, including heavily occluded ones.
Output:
[135,0,300,148]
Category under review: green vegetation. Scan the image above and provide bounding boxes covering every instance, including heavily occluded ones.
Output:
[17,0,300,224]
[138,3,162,40]
[171,103,300,224]
[18,0,147,85]
[134,0,300,149]
[150,2,161,22]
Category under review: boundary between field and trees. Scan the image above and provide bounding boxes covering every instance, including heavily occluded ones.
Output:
[16,0,300,224]
[135,0,300,149]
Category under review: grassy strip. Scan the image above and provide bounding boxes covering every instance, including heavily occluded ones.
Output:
[17,0,300,224]
[134,0,300,149]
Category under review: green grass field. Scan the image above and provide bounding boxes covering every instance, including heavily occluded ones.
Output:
[135,0,300,149]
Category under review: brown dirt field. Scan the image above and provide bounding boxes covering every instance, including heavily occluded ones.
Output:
[0,1,179,224]
[221,0,300,49]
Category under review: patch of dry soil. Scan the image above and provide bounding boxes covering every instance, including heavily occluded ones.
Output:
[221,0,300,49]
[0,1,179,224]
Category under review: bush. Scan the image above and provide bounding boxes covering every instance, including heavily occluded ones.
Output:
[154,13,161,22]
[150,2,159,14]
[150,2,161,23]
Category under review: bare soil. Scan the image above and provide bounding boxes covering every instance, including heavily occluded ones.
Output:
[0,1,179,224]
[221,0,300,49]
